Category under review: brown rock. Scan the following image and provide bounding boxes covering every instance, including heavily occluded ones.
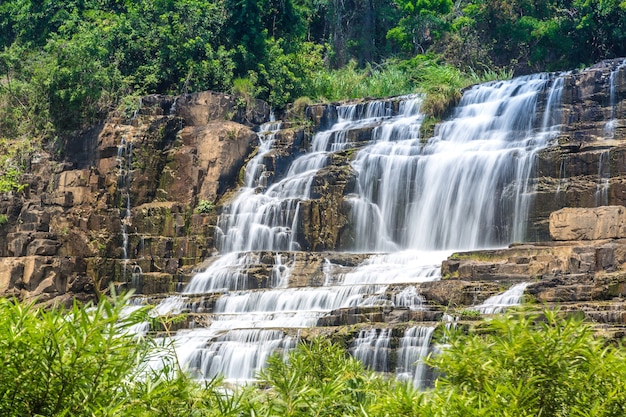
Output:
[549,206,626,240]
[176,121,256,203]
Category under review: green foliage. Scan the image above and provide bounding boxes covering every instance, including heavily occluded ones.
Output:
[1,300,626,416]
[388,0,453,53]
[426,309,626,416]
[261,38,325,108]
[254,338,385,417]
[0,214,7,225]
[1,0,626,154]
[292,96,314,119]
[308,59,415,102]
[457,308,482,319]
[399,54,510,117]
[196,199,215,214]
[0,137,33,193]
[0,292,144,416]
[0,292,253,417]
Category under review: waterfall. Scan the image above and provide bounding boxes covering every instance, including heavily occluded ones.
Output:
[596,150,611,206]
[396,326,435,388]
[604,60,626,139]
[350,75,564,251]
[177,329,296,384]
[393,286,425,310]
[117,136,133,261]
[350,328,392,372]
[473,282,529,314]
[595,61,625,204]
[215,101,396,255]
[146,72,566,383]
[116,135,136,285]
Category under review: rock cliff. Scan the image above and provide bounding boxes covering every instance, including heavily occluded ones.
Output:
[0,58,625,341]
[0,91,271,305]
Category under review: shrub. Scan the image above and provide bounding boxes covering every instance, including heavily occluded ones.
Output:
[196,199,214,214]
[254,338,386,417]
[0,292,148,416]
[292,96,313,118]
[426,308,626,416]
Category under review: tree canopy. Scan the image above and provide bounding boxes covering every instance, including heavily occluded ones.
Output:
[0,0,625,146]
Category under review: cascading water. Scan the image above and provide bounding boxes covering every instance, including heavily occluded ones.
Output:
[596,150,611,206]
[350,328,392,372]
[351,75,564,252]
[604,60,626,139]
[473,282,530,314]
[213,101,395,256]
[117,136,132,261]
[396,326,435,389]
[148,72,566,384]
[117,135,144,288]
[596,61,625,205]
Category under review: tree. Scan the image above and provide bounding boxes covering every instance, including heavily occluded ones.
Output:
[387,0,453,54]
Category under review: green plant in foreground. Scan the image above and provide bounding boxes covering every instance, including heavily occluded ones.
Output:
[457,308,481,319]
[0,214,7,225]
[0,292,147,416]
[2,291,625,417]
[254,338,386,417]
[0,291,251,417]
[426,308,626,417]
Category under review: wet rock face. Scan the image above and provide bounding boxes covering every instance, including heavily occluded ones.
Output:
[439,205,626,328]
[528,59,626,240]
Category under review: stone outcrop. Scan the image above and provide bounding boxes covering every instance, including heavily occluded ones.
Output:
[440,207,626,330]
[528,58,626,241]
[549,206,626,240]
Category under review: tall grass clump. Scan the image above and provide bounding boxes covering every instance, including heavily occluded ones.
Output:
[399,55,512,118]
[308,60,414,102]
[305,55,511,121]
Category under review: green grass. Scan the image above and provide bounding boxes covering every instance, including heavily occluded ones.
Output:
[305,55,511,120]
[307,60,415,102]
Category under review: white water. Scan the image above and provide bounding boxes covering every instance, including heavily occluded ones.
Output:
[396,326,435,388]
[351,328,392,372]
[604,60,626,139]
[596,150,611,206]
[351,75,564,251]
[146,73,565,384]
[473,282,530,314]
[393,286,425,310]
[117,137,132,261]
[597,61,625,204]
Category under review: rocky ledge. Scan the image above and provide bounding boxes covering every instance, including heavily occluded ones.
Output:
[442,206,626,333]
